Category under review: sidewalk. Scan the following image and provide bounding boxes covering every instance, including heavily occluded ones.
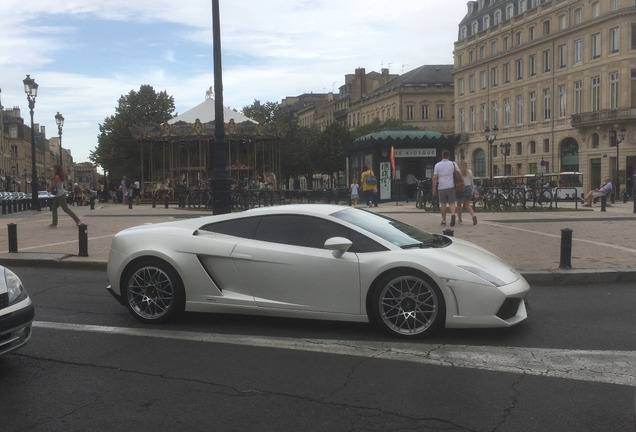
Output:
[0,200,634,285]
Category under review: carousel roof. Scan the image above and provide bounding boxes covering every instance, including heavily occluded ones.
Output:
[168,97,257,125]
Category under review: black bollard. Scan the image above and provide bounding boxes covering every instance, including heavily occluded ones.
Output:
[90,196,95,210]
[8,223,18,253]
[164,195,169,209]
[78,223,88,257]
[600,196,607,212]
[443,229,454,237]
[152,195,156,208]
[128,199,133,209]
[559,228,573,269]
[2,201,6,215]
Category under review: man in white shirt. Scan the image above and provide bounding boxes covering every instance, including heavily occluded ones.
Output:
[432,149,458,226]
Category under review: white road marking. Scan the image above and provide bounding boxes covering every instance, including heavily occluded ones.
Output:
[483,221,636,254]
[33,321,635,386]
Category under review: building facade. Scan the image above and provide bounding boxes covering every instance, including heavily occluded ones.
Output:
[453,0,636,194]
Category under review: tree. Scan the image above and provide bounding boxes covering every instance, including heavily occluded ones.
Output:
[311,122,350,187]
[90,85,175,182]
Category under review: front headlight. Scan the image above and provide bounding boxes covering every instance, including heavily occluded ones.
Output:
[458,266,506,287]
[5,268,27,304]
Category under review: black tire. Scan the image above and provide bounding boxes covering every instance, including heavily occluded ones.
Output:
[121,259,185,324]
[368,270,446,338]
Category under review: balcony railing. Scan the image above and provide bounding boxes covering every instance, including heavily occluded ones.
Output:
[571,108,636,127]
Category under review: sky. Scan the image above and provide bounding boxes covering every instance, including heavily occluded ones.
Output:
[0,0,468,165]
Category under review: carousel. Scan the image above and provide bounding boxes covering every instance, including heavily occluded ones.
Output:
[130,91,284,200]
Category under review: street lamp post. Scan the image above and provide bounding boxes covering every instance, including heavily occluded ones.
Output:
[209,0,232,214]
[610,127,627,202]
[500,142,511,176]
[55,112,64,167]
[23,75,40,211]
[484,125,498,183]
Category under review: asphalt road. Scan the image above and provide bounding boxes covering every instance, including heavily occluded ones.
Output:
[2,266,635,432]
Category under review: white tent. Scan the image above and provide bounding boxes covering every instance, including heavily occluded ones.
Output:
[168,97,256,124]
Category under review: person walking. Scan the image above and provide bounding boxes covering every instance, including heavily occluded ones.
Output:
[360,165,377,207]
[432,150,459,227]
[456,160,477,225]
[49,164,81,228]
[121,176,128,205]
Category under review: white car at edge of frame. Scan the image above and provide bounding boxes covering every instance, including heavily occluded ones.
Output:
[106,204,530,338]
[0,267,34,355]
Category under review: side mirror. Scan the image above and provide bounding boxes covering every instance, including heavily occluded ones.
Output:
[324,237,352,258]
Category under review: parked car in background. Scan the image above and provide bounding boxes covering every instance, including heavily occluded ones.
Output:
[107,204,530,338]
[0,267,34,355]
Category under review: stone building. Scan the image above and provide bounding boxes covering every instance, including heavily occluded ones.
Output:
[453,0,636,194]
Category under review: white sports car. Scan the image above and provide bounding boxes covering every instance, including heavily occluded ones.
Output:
[106,204,529,338]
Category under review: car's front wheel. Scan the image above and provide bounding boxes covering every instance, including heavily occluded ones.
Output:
[122,259,185,323]
[369,271,445,338]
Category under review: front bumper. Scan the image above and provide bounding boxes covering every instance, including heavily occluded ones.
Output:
[0,299,35,356]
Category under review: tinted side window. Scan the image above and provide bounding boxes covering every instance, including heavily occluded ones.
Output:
[200,216,260,239]
[254,215,386,252]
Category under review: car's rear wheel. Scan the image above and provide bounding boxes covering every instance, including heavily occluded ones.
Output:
[122,259,185,323]
[369,271,445,338]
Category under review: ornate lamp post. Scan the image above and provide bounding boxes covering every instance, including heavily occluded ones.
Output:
[55,112,64,167]
[484,125,498,183]
[23,75,40,211]
[610,126,626,202]
[209,0,232,214]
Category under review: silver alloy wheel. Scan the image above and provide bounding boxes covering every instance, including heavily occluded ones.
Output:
[127,265,176,320]
[376,274,441,337]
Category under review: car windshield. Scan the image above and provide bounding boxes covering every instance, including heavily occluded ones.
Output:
[332,208,450,249]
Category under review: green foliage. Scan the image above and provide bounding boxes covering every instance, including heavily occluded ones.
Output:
[351,118,404,139]
[90,85,175,180]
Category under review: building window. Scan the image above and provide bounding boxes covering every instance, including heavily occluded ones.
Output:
[529,54,536,76]
[494,10,502,25]
[483,16,490,30]
[543,20,550,36]
[592,2,600,18]
[574,8,582,25]
[516,58,523,80]
[481,103,487,130]
[529,26,535,41]
[591,76,601,112]
[609,72,619,109]
[529,140,536,154]
[516,31,522,46]
[437,104,444,120]
[574,39,583,64]
[543,139,550,154]
[543,49,551,72]
[609,27,620,54]
[491,101,498,127]
[530,91,536,122]
[480,70,487,89]
[518,0,526,14]
[592,133,600,148]
[469,50,474,63]
[469,74,475,92]
[543,88,551,120]
[504,36,510,50]
[459,109,465,134]
[516,95,523,124]
[470,106,475,132]
[558,85,566,117]
[491,67,499,86]
[407,105,414,120]
[610,0,618,11]
[633,24,636,50]
[422,105,429,120]
[591,33,601,59]
[504,98,510,126]
[458,78,464,96]
[503,62,510,83]
[479,45,486,59]
[506,5,514,19]
[558,44,567,68]
[574,80,583,114]
[491,41,498,55]
[558,14,567,30]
